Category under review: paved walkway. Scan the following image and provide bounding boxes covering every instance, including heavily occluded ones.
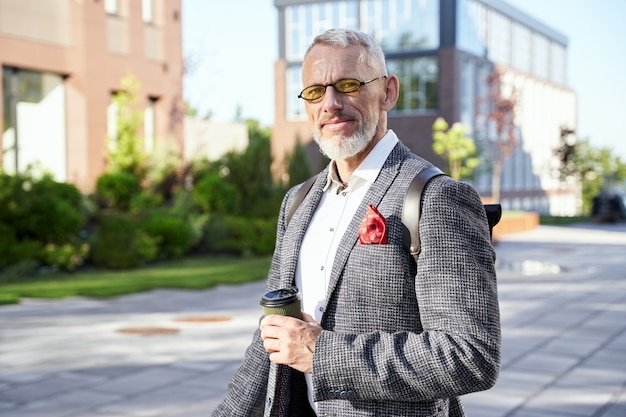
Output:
[1,223,625,417]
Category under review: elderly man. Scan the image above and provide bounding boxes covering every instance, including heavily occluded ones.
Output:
[213,28,500,417]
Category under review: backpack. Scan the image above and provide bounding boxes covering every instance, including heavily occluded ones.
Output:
[285,166,502,264]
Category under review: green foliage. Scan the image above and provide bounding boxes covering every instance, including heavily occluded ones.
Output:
[554,138,626,214]
[286,136,314,188]
[207,120,281,217]
[203,215,277,256]
[96,171,140,211]
[42,242,89,272]
[142,212,195,259]
[432,117,480,180]
[145,138,183,202]
[192,171,240,214]
[129,189,164,214]
[0,225,42,267]
[0,170,87,270]
[0,259,40,283]
[0,256,272,304]
[89,212,159,269]
[105,75,148,178]
[539,215,590,225]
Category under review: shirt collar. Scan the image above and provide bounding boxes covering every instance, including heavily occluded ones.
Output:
[323,129,399,191]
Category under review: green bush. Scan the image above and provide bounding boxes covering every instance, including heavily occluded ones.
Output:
[203,215,276,256]
[129,189,163,214]
[96,171,140,211]
[0,171,86,270]
[42,241,90,272]
[0,225,41,267]
[0,173,84,242]
[142,212,195,259]
[0,259,40,283]
[89,212,159,269]
[192,172,241,214]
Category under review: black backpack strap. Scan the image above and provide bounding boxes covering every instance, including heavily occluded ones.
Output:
[402,166,446,264]
[286,175,317,226]
[484,203,502,239]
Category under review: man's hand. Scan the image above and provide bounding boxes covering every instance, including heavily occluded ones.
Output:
[259,311,322,374]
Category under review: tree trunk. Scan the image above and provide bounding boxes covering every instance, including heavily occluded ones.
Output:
[491,161,502,203]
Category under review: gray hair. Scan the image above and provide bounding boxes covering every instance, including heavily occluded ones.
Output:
[305,28,387,74]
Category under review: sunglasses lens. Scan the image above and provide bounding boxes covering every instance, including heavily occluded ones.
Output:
[334,79,361,93]
[300,86,325,100]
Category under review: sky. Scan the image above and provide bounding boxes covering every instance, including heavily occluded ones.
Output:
[182,0,626,160]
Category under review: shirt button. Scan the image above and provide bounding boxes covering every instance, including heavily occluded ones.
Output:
[318,306,324,312]
[341,192,347,196]
[330,227,334,232]
[320,266,324,270]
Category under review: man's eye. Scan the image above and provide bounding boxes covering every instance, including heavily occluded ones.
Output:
[337,79,360,91]
[308,86,324,96]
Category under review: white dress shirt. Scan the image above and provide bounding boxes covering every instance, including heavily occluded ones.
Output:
[295,130,399,412]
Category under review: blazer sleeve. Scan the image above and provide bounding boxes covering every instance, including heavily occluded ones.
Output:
[311,176,501,403]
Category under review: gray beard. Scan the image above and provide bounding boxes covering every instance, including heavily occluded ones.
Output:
[313,118,377,161]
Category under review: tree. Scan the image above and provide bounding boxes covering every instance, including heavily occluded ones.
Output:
[555,136,626,214]
[106,75,148,180]
[207,119,279,217]
[431,117,480,181]
[285,135,314,188]
[475,70,518,203]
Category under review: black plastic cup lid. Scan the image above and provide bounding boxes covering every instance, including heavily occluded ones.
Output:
[260,286,301,307]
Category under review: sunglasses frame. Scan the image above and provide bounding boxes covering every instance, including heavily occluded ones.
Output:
[298,75,387,101]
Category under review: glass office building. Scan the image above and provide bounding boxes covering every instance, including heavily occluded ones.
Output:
[272,0,578,215]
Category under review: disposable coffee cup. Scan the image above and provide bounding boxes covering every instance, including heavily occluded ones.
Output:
[260,287,302,319]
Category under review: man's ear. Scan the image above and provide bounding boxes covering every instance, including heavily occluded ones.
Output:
[381,75,399,111]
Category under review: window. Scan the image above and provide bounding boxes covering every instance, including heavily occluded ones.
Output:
[105,0,119,15]
[142,0,154,24]
[459,57,476,129]
[550,42,566,85]
[2,67,66,181]
[457,0,487,56]
[511,22,530,73]
[144,97,157,152]
[388,57,439,113]
[487,10,511,66]
[106,95,119,148]
[285,1,358,61]
[362,0,439,52]
[532,33,549,80]
[286,66,307,120]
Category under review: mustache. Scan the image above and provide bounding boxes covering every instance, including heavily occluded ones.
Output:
[317,112,355,128]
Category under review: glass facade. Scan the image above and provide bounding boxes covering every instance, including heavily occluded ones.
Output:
[387,57,438,114]
[361,0,439,52]
[457,0,566,85]
[284,0,440,119]
[285,1,359,61]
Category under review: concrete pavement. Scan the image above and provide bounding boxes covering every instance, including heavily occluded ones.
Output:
[1,222,625,416]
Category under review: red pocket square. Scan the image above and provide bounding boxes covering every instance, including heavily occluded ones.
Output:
[359,205,388,244]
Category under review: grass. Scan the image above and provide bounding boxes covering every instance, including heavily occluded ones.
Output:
[540,215,590,225]
[0,214,594,307]
[0,255,272,306]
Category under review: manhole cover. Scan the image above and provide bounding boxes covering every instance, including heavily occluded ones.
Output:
[174,316,232,323]
[116,326,180,336]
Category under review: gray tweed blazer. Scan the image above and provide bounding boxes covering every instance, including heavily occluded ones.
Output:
[213,141,501,417]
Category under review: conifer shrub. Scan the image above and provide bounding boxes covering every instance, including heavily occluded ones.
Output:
[89,212,159,269]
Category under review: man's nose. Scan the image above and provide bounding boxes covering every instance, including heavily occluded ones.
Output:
[320,86,343,111]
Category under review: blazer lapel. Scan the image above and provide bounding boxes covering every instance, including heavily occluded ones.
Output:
[325,143,411,302]
[279,169,328,288]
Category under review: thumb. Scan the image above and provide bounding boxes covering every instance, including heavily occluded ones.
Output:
[300,311,319,325]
